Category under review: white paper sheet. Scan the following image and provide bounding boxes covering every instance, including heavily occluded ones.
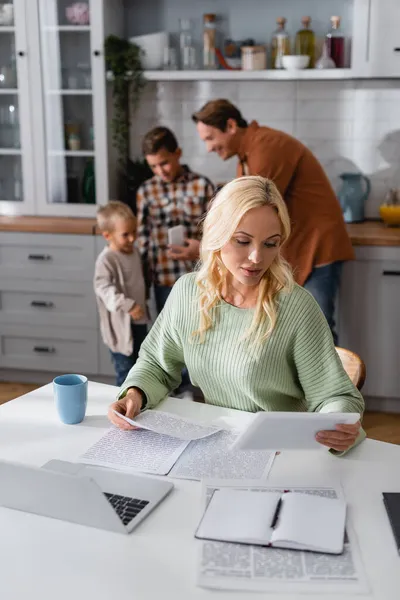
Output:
[79,427,189,475]
[196,481,369,594]
[114,410,223,441]
[169,430,275,481]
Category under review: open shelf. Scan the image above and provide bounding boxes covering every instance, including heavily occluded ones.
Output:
[107,68,358,82]
[47,89,92,95]
[48,150,94,157]
[142,68,356,81]
[43,25,91,32]
[0,149,21,155]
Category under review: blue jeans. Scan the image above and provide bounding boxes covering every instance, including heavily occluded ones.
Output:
[154,285,172,314]
[110,324,148,387]
[303,261,343,345]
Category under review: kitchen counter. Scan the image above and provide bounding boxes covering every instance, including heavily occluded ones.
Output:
[0,216,399,246]
[0,216,96,235]
[346,221,400,246]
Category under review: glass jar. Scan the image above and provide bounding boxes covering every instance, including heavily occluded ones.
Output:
[179,18,197,69]
[241,45,267,71]
[271,17,290,69]
[326,16,345,68]
[295,16,315,68]
[203,13,217,69]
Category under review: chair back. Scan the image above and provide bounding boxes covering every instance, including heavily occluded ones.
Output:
[335,346,366,391]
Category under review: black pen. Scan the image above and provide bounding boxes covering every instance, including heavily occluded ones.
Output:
[270,497,283,528]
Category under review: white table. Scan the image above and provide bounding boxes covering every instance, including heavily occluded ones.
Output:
[1,381,400,600]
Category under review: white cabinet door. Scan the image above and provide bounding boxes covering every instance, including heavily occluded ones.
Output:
[28,0,123,218]
[353,0,400,77]
[339,248,400,399]
[0,0,36,216]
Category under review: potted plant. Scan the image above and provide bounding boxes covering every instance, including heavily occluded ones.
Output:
[104,35,151,207]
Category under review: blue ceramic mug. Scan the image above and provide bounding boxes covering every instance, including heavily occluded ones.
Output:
[53,374,88,424]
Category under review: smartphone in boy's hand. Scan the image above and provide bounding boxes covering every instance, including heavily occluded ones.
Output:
[167,225,185,247]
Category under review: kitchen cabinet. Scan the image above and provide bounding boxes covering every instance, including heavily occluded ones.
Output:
[353,0,400,77]
[0,0,123,218]
[339,246,400,401]
[0,231,102,376]
[0,0,36,216]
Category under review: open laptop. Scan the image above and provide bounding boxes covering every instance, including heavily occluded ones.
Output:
[0,459,173,534]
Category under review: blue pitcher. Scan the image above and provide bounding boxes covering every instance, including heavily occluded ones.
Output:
[338,172,371,223]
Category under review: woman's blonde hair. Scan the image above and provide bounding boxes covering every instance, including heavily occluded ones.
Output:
[194,176,294,343]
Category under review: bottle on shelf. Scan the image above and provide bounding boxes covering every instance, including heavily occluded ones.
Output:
[326,16,345,68]
[295,16,315,68]
[13,160,22,201]
[203,13,217,69]
[179,18,197,70]
[271,17,290,69]
[315,39,336,69]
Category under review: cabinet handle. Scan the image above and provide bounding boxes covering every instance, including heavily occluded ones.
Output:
[382,270,400,276]
[28,254,52,261]
[394,48,400,53]
[30,301,54,308]
[18,51,25,57]
[33,346,56,354]
[93,50,101,56]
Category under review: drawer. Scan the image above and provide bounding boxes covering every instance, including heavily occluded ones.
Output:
[354,246,400,262]
[0,280,96,328]
[0,324,98,374]
[0,232,96,281]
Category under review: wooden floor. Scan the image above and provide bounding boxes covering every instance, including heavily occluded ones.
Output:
[1,382,400,445]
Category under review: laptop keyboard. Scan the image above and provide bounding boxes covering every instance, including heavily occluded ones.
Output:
[104,493,149,527]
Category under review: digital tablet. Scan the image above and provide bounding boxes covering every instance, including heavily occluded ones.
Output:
[232,412,360,451]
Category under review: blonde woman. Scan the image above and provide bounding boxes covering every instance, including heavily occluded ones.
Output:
[109,176,364,454]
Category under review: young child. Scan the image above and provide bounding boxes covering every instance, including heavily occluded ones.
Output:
[136,126,214,314]
[94,201,148,387]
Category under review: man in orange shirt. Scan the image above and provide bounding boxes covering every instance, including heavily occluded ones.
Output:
[191,99,354,343]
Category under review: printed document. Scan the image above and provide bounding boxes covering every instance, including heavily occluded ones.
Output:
[114,409,222,441]
[169,430,275,481]
[196,480,369,594]
[79,427,188,475]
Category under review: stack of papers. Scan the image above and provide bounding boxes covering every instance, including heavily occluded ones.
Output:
[196,481,369,595]
[79,410,275,480]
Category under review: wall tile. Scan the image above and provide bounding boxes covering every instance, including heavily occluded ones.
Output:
[126,79,400,218]
[297,100,354,121]
[295,120,353,141]
[296,80,355,101]
[238,81,296,101]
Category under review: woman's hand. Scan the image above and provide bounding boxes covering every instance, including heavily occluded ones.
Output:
[108,388,143,430]
[316,420,361,452]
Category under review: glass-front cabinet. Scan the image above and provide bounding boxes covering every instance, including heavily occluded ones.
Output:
[0,0,121,217]
[0,0,35,215]
[34,0,112,216]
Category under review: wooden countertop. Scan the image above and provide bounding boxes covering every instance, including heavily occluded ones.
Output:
[0,216,400,246]
[346,221,400,246]
[0,216,97,235]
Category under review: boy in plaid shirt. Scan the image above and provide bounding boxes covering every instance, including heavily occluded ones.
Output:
[136,126,214,313]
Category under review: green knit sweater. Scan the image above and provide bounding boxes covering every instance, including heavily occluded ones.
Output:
[121,273,365,449]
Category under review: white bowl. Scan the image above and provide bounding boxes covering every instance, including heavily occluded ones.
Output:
[0,3,14,25]
[282,55,310,70]
[130,32,168,70]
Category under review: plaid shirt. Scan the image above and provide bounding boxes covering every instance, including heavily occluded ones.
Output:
[136,166,214,287]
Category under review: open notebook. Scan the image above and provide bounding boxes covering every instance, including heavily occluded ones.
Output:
[195,488,346,554]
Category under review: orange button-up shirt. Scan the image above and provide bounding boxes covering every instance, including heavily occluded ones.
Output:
[237,121,354,285]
